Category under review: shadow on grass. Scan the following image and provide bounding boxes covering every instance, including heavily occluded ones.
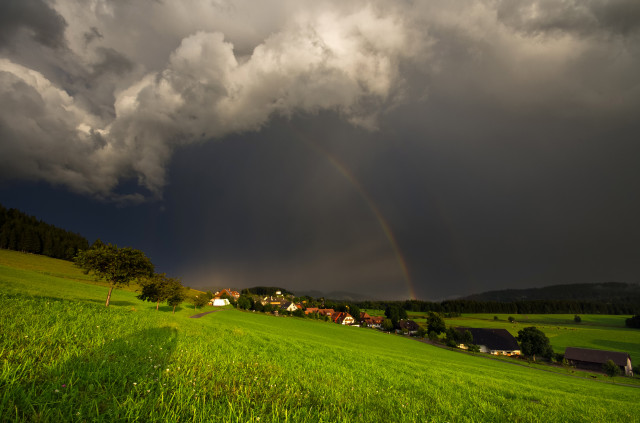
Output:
[8,327,179,421]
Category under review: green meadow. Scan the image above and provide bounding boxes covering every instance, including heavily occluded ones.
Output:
[1,250,640,422]
[443,314,640,362]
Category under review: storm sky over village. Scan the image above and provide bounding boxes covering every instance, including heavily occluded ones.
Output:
[1,0,640,300]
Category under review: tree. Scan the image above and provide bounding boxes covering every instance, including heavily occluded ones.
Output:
[625,315,640,329]
[75,243,154,307]
[574,315,582,323]
[385,305,407,328]
[516,327,553,362]
[461,329,473,346]
[427,312,446,334]
[192,295,209,311]
[137,273,179,310]
[166,279,186,314]
[382,319,394,332]
[493,316,499,321]
[508,316,515,323]
[603,360,621,380]
[467,344,481,353]
[236,295,252,310]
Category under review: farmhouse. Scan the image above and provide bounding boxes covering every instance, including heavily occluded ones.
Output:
[333,312,355,325]
[458,328,521,356]
[398,320,421,335]
[214,289,240,300]
[281,301,298,312]
[359,312,384,328]
[318,309,335,318]
[305,307,319,315]
[209,298,230,306]
[261,296,283,306]
[564,347,633,376]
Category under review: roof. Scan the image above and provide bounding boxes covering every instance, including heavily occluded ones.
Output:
[459,328,520,351]
[564,347,630,367]
[398,320,420,331]
[333,312,354,323]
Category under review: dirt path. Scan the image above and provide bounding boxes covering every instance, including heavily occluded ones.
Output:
[189,310,221,318]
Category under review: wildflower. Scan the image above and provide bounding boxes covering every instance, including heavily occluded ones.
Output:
[54,389,59,393]
[62,384,66,388]
[166,369,170,372]
[147,390,150,393]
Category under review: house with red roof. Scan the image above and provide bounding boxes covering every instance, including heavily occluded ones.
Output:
[333,312,355,325]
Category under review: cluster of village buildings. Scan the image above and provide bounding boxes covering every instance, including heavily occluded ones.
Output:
[208,289,386,326]
[208,289,634,377]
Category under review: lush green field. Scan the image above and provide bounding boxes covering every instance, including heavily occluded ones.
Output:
[443,314,640,362]
[2,251,640,422]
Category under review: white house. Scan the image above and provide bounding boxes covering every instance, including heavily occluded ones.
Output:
[210,298,230,307]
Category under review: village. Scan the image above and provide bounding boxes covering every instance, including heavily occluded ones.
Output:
[207,289,634,378]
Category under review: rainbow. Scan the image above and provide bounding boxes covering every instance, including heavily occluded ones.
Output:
[289,128,416,300]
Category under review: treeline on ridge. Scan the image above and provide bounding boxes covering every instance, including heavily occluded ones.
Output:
[0,204,89,261]
[350,299,640,315]
[241,286,294,296]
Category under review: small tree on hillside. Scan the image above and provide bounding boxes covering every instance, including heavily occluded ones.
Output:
[75,243,154,307]
[625,315,640,328]
[192,295,208,311]
[427,312,446,334]
[574,315,582,323]
[467,344,481,353]
[382,319,394,332]
[166,279,186,314]
[137,273,179,310]
[603,360,621,380]
[517,327,553,362]
[508,316,515,323]
[236,295,252,310]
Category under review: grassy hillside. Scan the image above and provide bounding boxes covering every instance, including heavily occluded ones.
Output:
[1,251,639,422]
[442,314,640,362]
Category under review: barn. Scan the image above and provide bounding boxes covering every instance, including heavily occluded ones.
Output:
[458,328,521,356]
[564,347,633,376]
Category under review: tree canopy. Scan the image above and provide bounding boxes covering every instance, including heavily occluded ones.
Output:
[137,273,182,310]
[75,243,154,307]
[516,327,553,361]
[0,203,89,260]
[426,312,446,334]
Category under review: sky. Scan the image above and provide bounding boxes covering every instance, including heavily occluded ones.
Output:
[1,0,640,300]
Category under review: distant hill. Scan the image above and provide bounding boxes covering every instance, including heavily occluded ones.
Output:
[462,282,640,303]
[295,289,373,302]
[244,286,294,296]
[0,203,89,261]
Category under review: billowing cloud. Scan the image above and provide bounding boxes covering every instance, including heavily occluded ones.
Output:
[0,0,639,201]
[1,1,417,200]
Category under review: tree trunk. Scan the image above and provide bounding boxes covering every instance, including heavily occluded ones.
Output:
[105,285,114,307]
[156,300,159,311]
[173,305,176,314]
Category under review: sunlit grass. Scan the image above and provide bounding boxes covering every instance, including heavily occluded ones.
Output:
[1,251,639,422]
[443,313,640,362]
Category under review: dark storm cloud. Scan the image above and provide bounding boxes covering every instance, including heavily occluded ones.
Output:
[496,0,640,37]
[0,0,67,49]
[1,0,640,299]
[2,0,639,201]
